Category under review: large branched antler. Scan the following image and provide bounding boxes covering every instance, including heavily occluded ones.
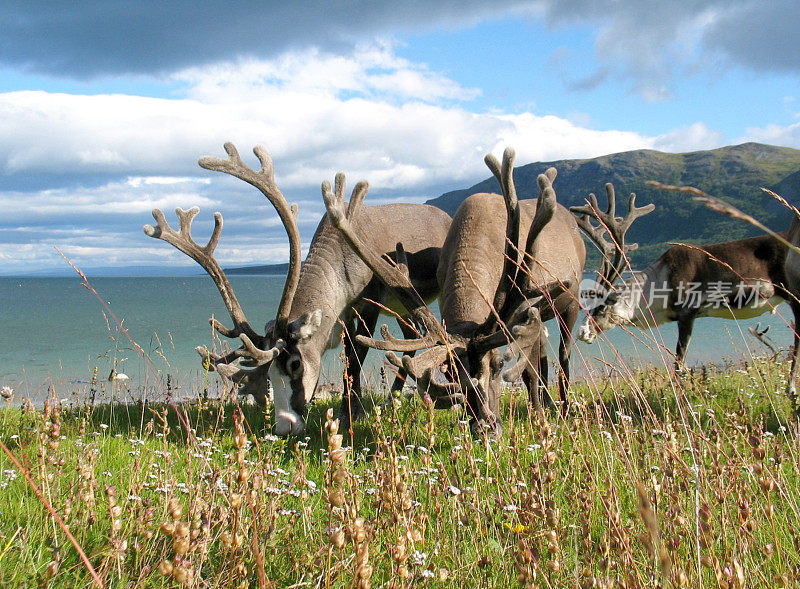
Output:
[145,141,302,383]
[504,166,559,313]
[322,172,447,344]
[484,147,520,315]
[322,172,469,404]
[570,183,654,287]
[475,154,560,351]
[198,142,301,338]
[144,207,261,344]
[143,207,286,375]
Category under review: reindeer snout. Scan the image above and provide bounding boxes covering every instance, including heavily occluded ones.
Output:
[275,411,306,436]
[577,322,596,343]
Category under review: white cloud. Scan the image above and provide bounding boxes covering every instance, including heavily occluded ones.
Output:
[5,43,793,274]
[0,178,217,221]
[652,122,724,153]
[739,122,800,148]
[175,43,481,104]
[0,46,657,197]
[542,1,800,99]
[492,113,648,162]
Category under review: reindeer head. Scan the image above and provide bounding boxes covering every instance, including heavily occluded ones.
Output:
[265,309,328,435]
[145,142,320,435]
[570,183,654,343]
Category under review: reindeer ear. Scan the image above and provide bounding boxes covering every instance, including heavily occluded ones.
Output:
[289,309,322,341]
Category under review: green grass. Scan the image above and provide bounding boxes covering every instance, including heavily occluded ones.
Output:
[1,357,799,588]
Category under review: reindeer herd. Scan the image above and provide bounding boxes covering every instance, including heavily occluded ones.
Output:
[144,142,800,437]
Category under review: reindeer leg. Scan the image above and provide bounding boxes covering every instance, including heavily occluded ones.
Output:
[338,303,379,433]
[522,335,549,410]
[538,336,552,408]
[675,315,695,374]
[338,316,360,434]
[557,301,579,414]
[389,318,418,394]
[787,301,800,411]
[462,353,503,439]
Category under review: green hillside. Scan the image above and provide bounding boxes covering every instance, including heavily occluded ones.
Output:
[426,142,800,268]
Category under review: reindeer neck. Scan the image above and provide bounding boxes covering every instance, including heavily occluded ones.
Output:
[286,225,374,346]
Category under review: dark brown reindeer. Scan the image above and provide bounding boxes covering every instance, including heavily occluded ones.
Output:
[323,147,586,437]
[144,143,451,435]
[576,185,795,373]
[781,216,800,401]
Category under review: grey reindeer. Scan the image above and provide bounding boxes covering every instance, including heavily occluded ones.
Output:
[322,147,586,437]
[144,143,451,435]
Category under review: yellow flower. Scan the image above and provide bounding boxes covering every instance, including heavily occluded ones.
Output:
[503,522,528,534]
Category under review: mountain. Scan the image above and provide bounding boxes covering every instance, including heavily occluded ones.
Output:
[225,262,290,275]
[426,143,800,267]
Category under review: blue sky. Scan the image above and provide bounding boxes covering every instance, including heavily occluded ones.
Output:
[1,0,799,275]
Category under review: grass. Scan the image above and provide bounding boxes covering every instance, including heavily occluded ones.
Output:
[1,355,799,588]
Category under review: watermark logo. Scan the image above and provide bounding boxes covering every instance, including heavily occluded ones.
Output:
[579,278,609,312]
[579,278,771,313]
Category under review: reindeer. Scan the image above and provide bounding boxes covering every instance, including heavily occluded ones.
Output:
[575,184,796,373]
[322,147,586,437]
[144,143,451,435]
[782,217,800,401]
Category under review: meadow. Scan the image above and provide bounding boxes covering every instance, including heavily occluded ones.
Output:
[1,351,799,588]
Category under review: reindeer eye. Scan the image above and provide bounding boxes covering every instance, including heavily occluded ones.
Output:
[286,356,303,377]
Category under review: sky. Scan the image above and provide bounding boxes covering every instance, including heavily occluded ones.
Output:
[1,0,800,275]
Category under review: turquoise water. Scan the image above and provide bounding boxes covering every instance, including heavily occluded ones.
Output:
[0,275,795,403]
[0,276,281,401]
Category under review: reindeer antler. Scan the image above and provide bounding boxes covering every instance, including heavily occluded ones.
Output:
[144,207,286,377]
[485,147,520,315]
[146,141,303,383]
[570,183,654,287]
[199,142,301,337]
[322,173,446,343]
[144,207,261,344]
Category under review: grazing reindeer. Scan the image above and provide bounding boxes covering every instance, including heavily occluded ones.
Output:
[144,143,451,435]
[576,185,795,371]
[782,216,800,401]
[323,147,586,437]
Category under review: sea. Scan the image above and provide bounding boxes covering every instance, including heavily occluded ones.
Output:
[1,275,796,404]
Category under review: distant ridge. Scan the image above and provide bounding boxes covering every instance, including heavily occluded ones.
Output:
[225,262,290,275]
[427,142,800,266]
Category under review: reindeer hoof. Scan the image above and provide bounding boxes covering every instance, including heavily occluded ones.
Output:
[470,417,502,440]
[337,396,368,433]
